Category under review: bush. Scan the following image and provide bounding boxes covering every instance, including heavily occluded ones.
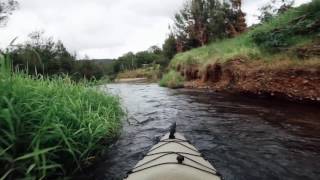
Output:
[0,70,123,178]
[159,70,185,88]
[250,0,320,50]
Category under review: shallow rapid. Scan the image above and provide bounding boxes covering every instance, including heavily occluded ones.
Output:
[90,83,320,180]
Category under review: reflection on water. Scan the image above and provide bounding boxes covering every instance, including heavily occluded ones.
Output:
[90,83,320,180]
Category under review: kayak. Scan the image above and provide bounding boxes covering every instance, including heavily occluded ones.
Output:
[124,123,222,180]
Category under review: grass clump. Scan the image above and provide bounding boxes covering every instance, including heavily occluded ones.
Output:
[0,55,123,179]
[159,70,185,88]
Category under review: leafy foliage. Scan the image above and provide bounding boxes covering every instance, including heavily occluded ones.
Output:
[117,64,161,80]
[171,0,319,67]
[251,0,320,50]
[7,31,113,81]
[0,0,18,26]
[162,34,178,60]
[10,31,74,75]
[112,47,170,75]
[258,0,295,23]
[173,0,247,51]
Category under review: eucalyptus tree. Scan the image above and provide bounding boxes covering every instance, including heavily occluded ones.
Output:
[258,0,295,23]
[0,0,18,26]
[162,34,177,60]
[173,0,247,51]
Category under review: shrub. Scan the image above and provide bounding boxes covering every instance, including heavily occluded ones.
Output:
[159,70,185,88]
[250,0,320,50]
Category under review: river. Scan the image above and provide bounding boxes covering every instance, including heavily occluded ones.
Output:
[89,83,320,180]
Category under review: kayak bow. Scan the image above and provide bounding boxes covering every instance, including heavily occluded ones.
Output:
[125,123,222,180]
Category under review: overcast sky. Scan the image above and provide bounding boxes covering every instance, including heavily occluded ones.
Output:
[0,0,311,59]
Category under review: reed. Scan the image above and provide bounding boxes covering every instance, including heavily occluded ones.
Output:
[0,55,123,179]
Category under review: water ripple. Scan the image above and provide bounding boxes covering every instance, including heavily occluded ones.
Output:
[89,83,320,180]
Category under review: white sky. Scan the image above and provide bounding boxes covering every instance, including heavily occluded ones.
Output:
[0,0,311,59]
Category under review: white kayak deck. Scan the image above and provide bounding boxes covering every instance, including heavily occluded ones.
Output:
[124,133,221,180]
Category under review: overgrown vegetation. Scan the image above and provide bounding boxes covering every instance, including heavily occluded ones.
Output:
[0,3,125,178]
[258,0,295,23]
[0,54,123,179]
[5,31,177,82]
[159,70,185,88]
[6,31,113,81]
[110,43,180,80]
[170,0,320,68]
[113,47,166,72]
[251,0,320,50]
[171,34,258,67]
[117,64,161,81]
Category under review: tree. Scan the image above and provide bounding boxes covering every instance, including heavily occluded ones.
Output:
[10,31,75,76]
[148,45,162,55]
[226,0,247,37]
[258,0,295,23]
[117,52,137,71]
[0,0,18,26]
[173,0,212,50]
[172,0,247,51]
[162,34,177,59]
[207,0,232,39]
[54,40,74,73]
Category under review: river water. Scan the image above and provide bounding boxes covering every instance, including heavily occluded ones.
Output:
[90,83,320,180]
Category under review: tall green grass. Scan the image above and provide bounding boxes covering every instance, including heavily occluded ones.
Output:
[171,34,261,67]
[0,55,123,179]
[159,70,185,88]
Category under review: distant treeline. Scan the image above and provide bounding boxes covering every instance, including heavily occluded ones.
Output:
[3,32,104,80]
[3,30,177,81]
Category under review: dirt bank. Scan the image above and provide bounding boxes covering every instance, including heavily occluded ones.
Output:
[177,59,320,103]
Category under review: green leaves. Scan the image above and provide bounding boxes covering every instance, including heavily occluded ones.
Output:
[15,147,57,161]
[173,0,246,50]
[251,1,320,51]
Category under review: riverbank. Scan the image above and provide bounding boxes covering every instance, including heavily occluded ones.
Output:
[116,65,161,82]
[0,72,123,179]
[180,58,320,103]
[162,1,320,103]
[115,78,149,83]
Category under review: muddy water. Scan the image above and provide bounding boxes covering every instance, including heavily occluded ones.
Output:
[92,83,320,180]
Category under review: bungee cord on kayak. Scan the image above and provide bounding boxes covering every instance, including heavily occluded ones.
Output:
[127,152,219,175]
[147,140,199,154]
[124,123,222,180]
